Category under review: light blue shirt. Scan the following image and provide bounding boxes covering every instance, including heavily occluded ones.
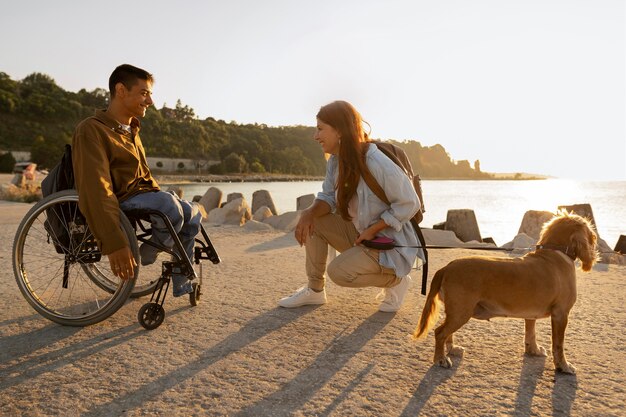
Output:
[316,144,424,277]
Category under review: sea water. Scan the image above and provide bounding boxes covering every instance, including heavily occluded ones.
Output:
[177,179,625,247]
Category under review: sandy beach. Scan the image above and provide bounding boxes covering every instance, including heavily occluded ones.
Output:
[0,199,624,416]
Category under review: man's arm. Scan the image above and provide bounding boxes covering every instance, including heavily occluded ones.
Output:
[73,123,135,279]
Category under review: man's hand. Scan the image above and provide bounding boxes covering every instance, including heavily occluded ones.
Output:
[107,246,137,280]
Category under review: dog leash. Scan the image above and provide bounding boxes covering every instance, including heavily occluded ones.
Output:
[362,238,534,252]
[362,238,573,295]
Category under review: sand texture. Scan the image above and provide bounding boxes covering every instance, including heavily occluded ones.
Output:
[0,201,624,416]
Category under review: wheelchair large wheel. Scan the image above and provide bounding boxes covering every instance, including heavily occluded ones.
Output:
[82,260,159,298]
[12,190,137,326]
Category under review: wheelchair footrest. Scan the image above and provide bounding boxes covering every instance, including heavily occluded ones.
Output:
[161,261,193,279]
[194,246,220,265]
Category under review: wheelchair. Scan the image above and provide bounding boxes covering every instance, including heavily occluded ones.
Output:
[12,189,220,329]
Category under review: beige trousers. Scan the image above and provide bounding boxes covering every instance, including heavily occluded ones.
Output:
[306,213,401,291]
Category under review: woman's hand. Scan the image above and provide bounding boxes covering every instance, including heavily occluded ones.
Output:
[355,219,388,245]
[295,208,315,246]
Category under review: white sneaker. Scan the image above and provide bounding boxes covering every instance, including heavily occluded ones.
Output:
[278,286,327,308]
[378,275,412,312]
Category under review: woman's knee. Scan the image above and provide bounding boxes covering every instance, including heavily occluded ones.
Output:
[327,259,354,287]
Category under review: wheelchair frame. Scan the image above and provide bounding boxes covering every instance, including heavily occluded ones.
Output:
[12,190,220,329]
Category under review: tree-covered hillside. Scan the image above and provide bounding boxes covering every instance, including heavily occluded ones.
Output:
[0,71,491,178]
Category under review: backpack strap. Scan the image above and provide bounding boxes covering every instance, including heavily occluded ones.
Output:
[361,165,390,205]
[361,160,429,296]
[411,218,429,295]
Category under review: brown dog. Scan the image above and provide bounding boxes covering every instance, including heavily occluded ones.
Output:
[413,212,598,374]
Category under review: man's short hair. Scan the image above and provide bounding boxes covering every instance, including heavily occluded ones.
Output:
[109,64,153,97]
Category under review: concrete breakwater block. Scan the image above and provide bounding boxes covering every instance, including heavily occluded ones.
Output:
[198,187,222,216]
[445,209,482,242]
[252,190,278,215]
[226,192,244,204]
[297,194,315,211]
[208,197,251,226]
[518,210,554,239]
[614,235,626,255]
[558,203,597,227]
[253,206,273,222]
[165,186,183,199]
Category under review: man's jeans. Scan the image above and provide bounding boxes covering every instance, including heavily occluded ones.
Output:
[120,190,202,290]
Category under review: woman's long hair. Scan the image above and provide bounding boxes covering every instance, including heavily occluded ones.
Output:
[317,100,369,221]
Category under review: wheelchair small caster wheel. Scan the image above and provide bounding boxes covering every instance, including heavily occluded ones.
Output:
[138,302,165,330]
[189,283,201,306]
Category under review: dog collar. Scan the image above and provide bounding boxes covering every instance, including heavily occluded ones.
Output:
[535,244,576,261]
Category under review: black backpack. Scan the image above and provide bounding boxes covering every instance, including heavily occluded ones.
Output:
[41,144,74,197]
[41,144,76,253]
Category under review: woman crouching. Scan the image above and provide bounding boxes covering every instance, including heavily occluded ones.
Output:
[278,100,423,312]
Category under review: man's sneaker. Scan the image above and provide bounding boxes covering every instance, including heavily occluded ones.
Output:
[278,286,327,308]
[139,243,160,266]
[173,281,194,297]
[378,275,412,312]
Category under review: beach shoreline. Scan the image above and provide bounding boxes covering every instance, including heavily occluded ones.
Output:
[0,200,624,416]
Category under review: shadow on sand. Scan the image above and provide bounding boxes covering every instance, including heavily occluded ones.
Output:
[234,311,394,416]
[0,305,190,391]
[80,306,321,417]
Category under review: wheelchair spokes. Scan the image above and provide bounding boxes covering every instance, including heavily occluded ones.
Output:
[12,191,135,326]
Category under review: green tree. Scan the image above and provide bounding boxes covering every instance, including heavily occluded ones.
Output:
[30,134,70,169]
[0,152,16,173]
[223,152,246,173]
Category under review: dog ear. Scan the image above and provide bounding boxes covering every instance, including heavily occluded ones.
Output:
[570,231,596,271]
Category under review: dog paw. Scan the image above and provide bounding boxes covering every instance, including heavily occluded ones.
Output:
[525,345,547,357]
[448,346,465,357]
[556,362,576,375]
[435,356,453,368]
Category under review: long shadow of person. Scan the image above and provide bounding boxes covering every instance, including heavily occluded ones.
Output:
[80,306,317,417]
[234,311,394,417]
[0,305,193,391]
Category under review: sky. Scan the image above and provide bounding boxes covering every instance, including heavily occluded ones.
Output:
[1,0,624,180]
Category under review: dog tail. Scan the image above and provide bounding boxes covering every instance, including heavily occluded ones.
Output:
[412,268,444,340]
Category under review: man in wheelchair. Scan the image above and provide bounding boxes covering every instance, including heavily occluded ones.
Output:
[72,64,202,297]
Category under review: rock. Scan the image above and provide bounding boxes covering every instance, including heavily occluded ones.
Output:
[166,186,183,199]
[207,197,251,226]
[502,233,537,254]
[192,195,201,202]
[10,174,25,188]
[226,192,244,204]
[253,206,273,222]
[445,209,482,242]
[194,202,207,220]
[198,187,223,215]
[263,211,301,231]
[558,204,598,235]
[482,237,496,246]
[518,210,554,239]
[432,222,446,230]
[613,235,626,255]
[596,237,620,264]
[421,229,464,246]
[252,190,278,215]
[296,194,315,211]
[243,220,274,232]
